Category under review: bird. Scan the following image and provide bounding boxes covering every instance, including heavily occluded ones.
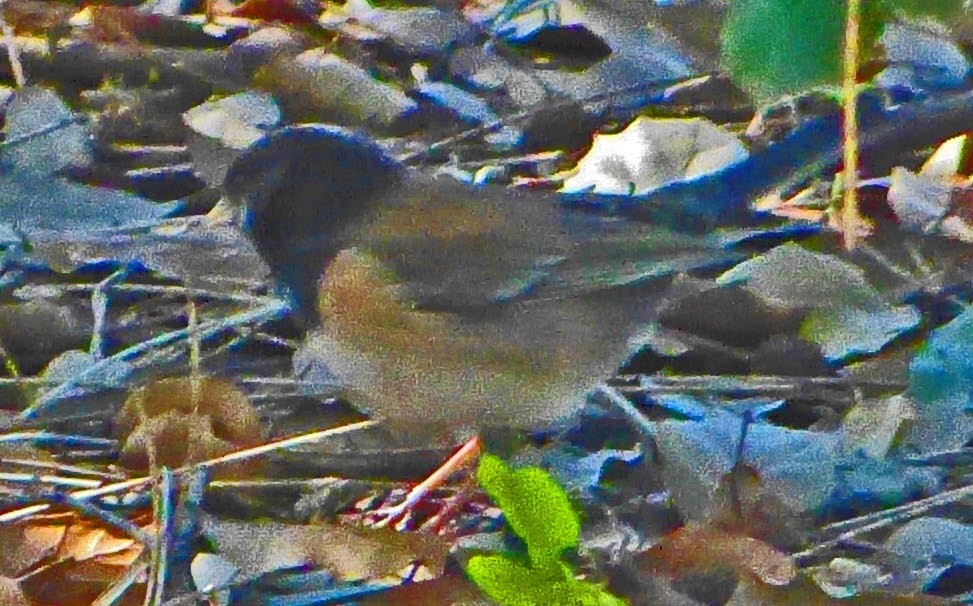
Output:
[224,124,736,524]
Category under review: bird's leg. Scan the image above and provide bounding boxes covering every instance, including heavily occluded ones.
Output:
[369,435,481,529]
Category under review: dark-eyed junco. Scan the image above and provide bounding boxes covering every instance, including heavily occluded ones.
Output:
[225,87,973,478]
[224,124,734,521]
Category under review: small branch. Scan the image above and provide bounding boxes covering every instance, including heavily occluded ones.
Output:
[0,420,378,523]
[45,490,156,546]
[840,0,862,249]
[18,300,288,420]
[794,480,973,563]
[92,557,150,606]
[0,15,24,87]
[145,468,174,606]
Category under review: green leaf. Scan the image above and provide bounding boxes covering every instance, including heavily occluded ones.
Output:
[721,0,846,102]
[476,454,580,564]
[466,554,562,606]
[466,555,628,606]
[886,0,963,19]
[720,0,905,102]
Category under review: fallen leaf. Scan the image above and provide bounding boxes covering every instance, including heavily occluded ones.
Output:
[360,573,493,606]
[640,524,796,586]
[115,377,265,477]
[203,518,451,581]
[561,116,747,196]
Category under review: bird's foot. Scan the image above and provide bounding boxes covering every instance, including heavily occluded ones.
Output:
[366,436,481,530]
[368,502,416,531]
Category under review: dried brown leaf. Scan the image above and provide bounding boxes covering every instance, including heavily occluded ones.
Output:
[729,576,947,606]
[204,518,451,581]
[640,524,796,586]
[360,573,494,606]
[116,377,264,477]
[0,523,64,576]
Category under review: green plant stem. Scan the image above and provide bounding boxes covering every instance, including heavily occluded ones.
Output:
[841,0,862,249]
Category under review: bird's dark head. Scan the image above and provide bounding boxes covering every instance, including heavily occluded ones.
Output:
[225,124,405,325]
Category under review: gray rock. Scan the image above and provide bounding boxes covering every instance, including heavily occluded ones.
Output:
[225,26,307,81]
[183,91,281,187]
[360,6,476,57]
[287,50,418,128]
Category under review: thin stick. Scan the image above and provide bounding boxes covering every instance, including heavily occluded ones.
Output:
[0,14,24,88]
[841,0,862,249]
[793,481,973,562]
[92,557,150,606]
[18,300,288,419]
[0,420,378,523]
